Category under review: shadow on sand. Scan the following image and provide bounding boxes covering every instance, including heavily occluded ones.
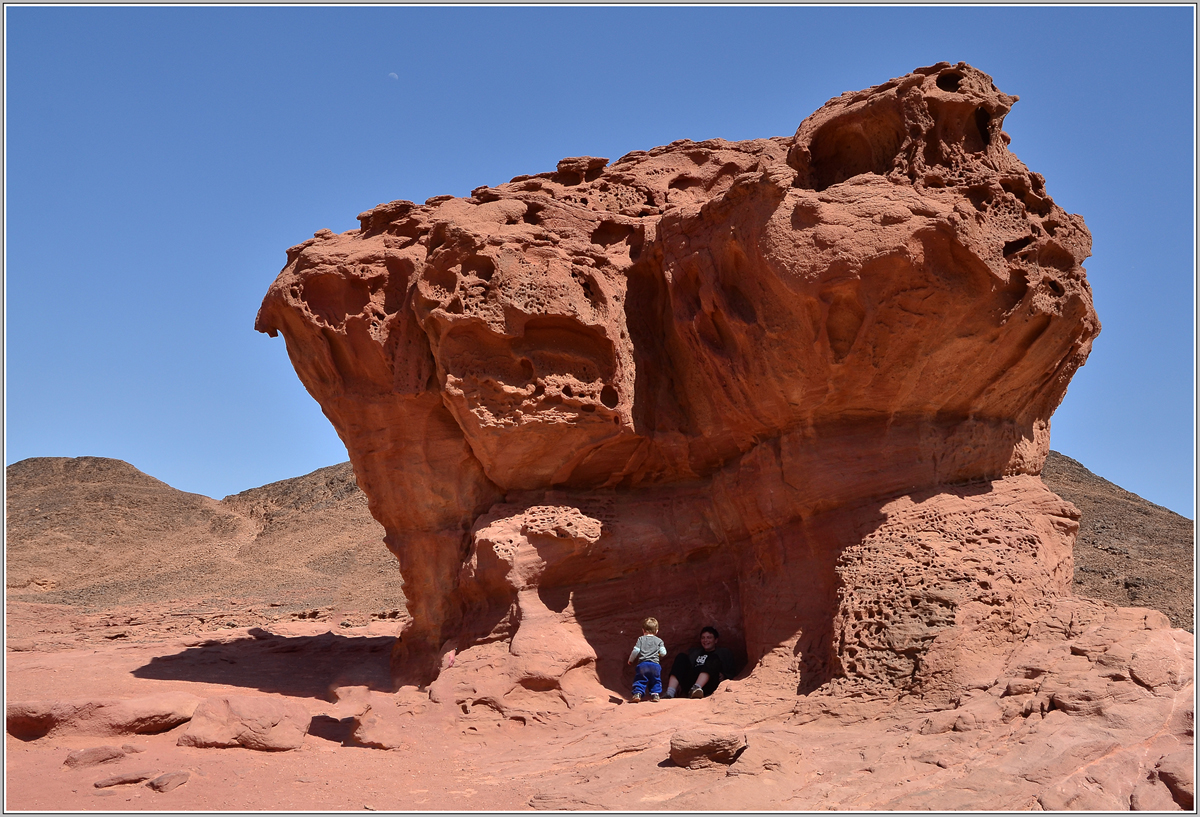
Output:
[131,628,394,698]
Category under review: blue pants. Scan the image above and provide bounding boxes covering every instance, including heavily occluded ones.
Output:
[632,661,662,696]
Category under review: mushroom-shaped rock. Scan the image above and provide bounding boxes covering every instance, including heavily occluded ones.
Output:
[257,63,1100,704]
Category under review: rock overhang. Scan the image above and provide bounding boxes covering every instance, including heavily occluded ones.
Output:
[256,62,1101,700]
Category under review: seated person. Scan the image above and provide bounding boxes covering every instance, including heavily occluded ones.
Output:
[664,626,739,698]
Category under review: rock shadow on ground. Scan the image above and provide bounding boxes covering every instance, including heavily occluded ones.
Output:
[131,629,394,698]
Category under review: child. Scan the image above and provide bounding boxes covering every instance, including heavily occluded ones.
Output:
[627,617,667,702]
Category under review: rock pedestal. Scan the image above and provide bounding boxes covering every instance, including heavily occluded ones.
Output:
[257,63,1103,709]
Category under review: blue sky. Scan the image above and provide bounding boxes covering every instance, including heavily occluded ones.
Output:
[5,6,1195,518]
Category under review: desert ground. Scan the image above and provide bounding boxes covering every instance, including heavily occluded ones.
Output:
[5,452,1193,811]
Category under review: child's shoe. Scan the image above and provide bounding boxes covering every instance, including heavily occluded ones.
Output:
[649,693,660,702]
[689,685,704,698]
[630,693,642,703]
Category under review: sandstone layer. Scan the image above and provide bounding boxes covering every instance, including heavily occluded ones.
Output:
[256,61,1114,713]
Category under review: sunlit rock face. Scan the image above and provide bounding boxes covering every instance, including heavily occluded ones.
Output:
[257,62,1100,704]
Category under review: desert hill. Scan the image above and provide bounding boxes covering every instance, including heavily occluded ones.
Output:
[5,451,1191,635]
[5,456,403,650]
[1046,451,1194,630]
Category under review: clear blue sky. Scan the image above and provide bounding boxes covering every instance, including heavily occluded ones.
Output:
[6,6,1195,518]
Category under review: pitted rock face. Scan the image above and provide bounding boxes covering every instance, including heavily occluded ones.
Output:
[257,63,1101,697]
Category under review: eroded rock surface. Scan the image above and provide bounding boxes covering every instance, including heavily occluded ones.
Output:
[255,64,1190,802]
[7,693,203,740]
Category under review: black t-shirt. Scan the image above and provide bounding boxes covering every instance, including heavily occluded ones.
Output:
[688,647,723,678]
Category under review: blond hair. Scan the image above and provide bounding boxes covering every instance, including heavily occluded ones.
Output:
[641,617,659,634]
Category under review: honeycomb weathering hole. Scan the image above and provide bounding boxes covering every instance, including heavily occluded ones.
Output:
[590,221,635,247]
[936,72,963,92]
[809,105,905,192]
[301,273,371,325]
[974,107,992,148]
[463,256,495,281]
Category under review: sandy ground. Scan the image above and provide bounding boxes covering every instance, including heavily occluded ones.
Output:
[6,455,1193,810]
[6,597,1195,811]
[6,612,538,811]
[7,610,810,812]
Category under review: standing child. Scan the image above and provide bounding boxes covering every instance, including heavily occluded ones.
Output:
[627,617,667,702]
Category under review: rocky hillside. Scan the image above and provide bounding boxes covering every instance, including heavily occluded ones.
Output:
[5,456,403,623]
[6,452,1192,630]
[1043,450,1193,631]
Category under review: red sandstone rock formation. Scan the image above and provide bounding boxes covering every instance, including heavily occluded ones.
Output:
[256,63,1102,705]
[177,695,311,751]
[6,693,203,740]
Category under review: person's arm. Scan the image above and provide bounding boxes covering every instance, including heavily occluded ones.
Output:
[658,643,667,658]
[628,646,639,665]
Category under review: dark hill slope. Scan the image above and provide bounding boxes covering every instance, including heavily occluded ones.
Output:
[1042,450,1193,631]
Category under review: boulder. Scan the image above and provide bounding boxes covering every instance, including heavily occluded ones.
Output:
[177,695,311,751]
[8,692,203,740]
[670,729,748,769]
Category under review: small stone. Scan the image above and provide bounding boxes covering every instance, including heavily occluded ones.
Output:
[669,729,747,769]
[120,743,146,753]
[64,746,125,768]
[147,771,190,792]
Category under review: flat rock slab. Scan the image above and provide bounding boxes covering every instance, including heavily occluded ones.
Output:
[63,745,125,768]
[670,729,747,768]
[147,770,190,792]
[7,692,202,739]
[94,769,156,788]
[177,694,311,751]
